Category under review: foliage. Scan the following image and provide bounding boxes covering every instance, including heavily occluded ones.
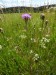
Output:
[0,11,56,75]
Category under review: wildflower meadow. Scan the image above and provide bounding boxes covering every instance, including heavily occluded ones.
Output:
[0,8,56,75]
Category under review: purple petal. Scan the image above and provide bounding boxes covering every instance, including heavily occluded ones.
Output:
[22,13,31,19]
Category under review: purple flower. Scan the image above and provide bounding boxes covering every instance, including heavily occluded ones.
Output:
[22,13,31,30]
[22,13,31,21]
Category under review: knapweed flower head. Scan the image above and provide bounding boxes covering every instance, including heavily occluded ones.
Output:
[40,13,45,21]
[45,20,48,25]
[0,28,4,33]
[22,13,31,22]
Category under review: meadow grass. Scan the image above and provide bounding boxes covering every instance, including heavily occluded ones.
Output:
[0,11,56,75]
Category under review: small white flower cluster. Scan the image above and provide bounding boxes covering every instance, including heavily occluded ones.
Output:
[33,54,39,62]
[31,38,37,43]
[41,37,50,43]
[29,50,40,62]
[19,34,27,39]
[40,42,46,49]
[0,45,2,50]
[40,36,50,49]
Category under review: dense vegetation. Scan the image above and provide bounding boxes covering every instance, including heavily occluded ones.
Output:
[0,9,56,75]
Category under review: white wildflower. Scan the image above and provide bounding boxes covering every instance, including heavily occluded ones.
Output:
[44,38,50,43]
[31,38,37,42]
[19,35,27,39]
[40,39,46,49]
[40,35,50,49]
[35,54,39,57]
[41,37,50,43]
[40,43,46,49]
[33,53,39,62]
[30,50,33,54]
